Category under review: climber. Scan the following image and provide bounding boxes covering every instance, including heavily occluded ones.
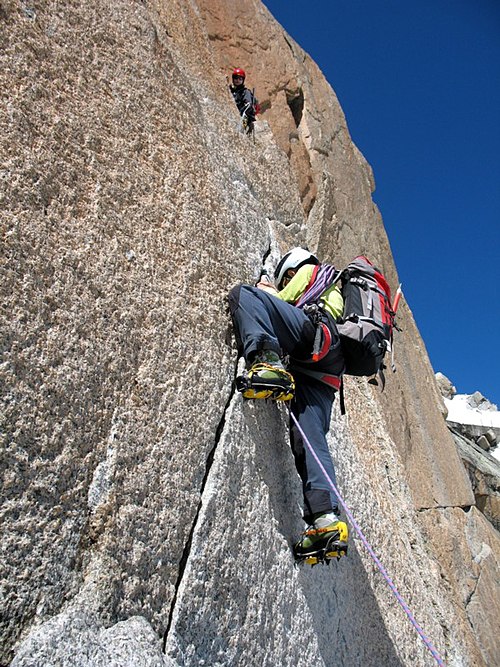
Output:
[229,67,258,134]
[228,248,349,565]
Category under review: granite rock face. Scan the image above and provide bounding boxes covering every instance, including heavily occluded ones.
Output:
[11,613,171,667]
[451,429,500,532]
[1,1,499,666]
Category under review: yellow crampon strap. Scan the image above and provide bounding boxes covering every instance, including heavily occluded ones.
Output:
[303,522,349,542]
[247,363,295,382]
[304,521,349,542]
[304,526,334,536]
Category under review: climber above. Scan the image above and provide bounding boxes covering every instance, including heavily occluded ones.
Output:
[229,67,258,134]
[228,247,349,565]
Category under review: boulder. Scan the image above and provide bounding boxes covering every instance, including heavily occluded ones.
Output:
[435,372,457,399]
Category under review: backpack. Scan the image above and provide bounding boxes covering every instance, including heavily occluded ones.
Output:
[336,256,395,379]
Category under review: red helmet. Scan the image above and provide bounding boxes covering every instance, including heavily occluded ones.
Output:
[232,67,246,80]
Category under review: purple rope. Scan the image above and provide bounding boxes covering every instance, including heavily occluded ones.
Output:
[295,264,338,309]
[290,411,446,666]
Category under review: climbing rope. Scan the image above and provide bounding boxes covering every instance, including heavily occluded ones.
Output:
[289,410,446,667]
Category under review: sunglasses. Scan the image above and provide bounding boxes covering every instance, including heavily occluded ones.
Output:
[281,270,295,288]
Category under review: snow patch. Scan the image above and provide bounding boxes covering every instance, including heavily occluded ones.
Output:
[443,393,500,462]
[444,394,500,429]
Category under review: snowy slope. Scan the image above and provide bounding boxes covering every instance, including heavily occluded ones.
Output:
[444,393,500,461]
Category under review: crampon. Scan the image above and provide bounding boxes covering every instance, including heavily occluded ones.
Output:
[293,523,348,567]
[236,363,295,401]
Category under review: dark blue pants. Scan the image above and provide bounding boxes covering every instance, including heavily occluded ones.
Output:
[228,284,342,520]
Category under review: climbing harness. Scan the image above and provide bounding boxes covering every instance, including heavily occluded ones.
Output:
[289,410,446,667]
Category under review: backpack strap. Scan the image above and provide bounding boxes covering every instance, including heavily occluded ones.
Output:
[297,369,342,391]
[307,263,321,289]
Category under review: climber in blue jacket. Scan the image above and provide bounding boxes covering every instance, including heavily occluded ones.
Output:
[228,247,349,565]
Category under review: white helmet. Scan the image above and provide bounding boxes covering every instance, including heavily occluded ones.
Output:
[274,247,319,289]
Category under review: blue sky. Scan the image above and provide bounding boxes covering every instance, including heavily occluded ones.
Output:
[262,0,500,406]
